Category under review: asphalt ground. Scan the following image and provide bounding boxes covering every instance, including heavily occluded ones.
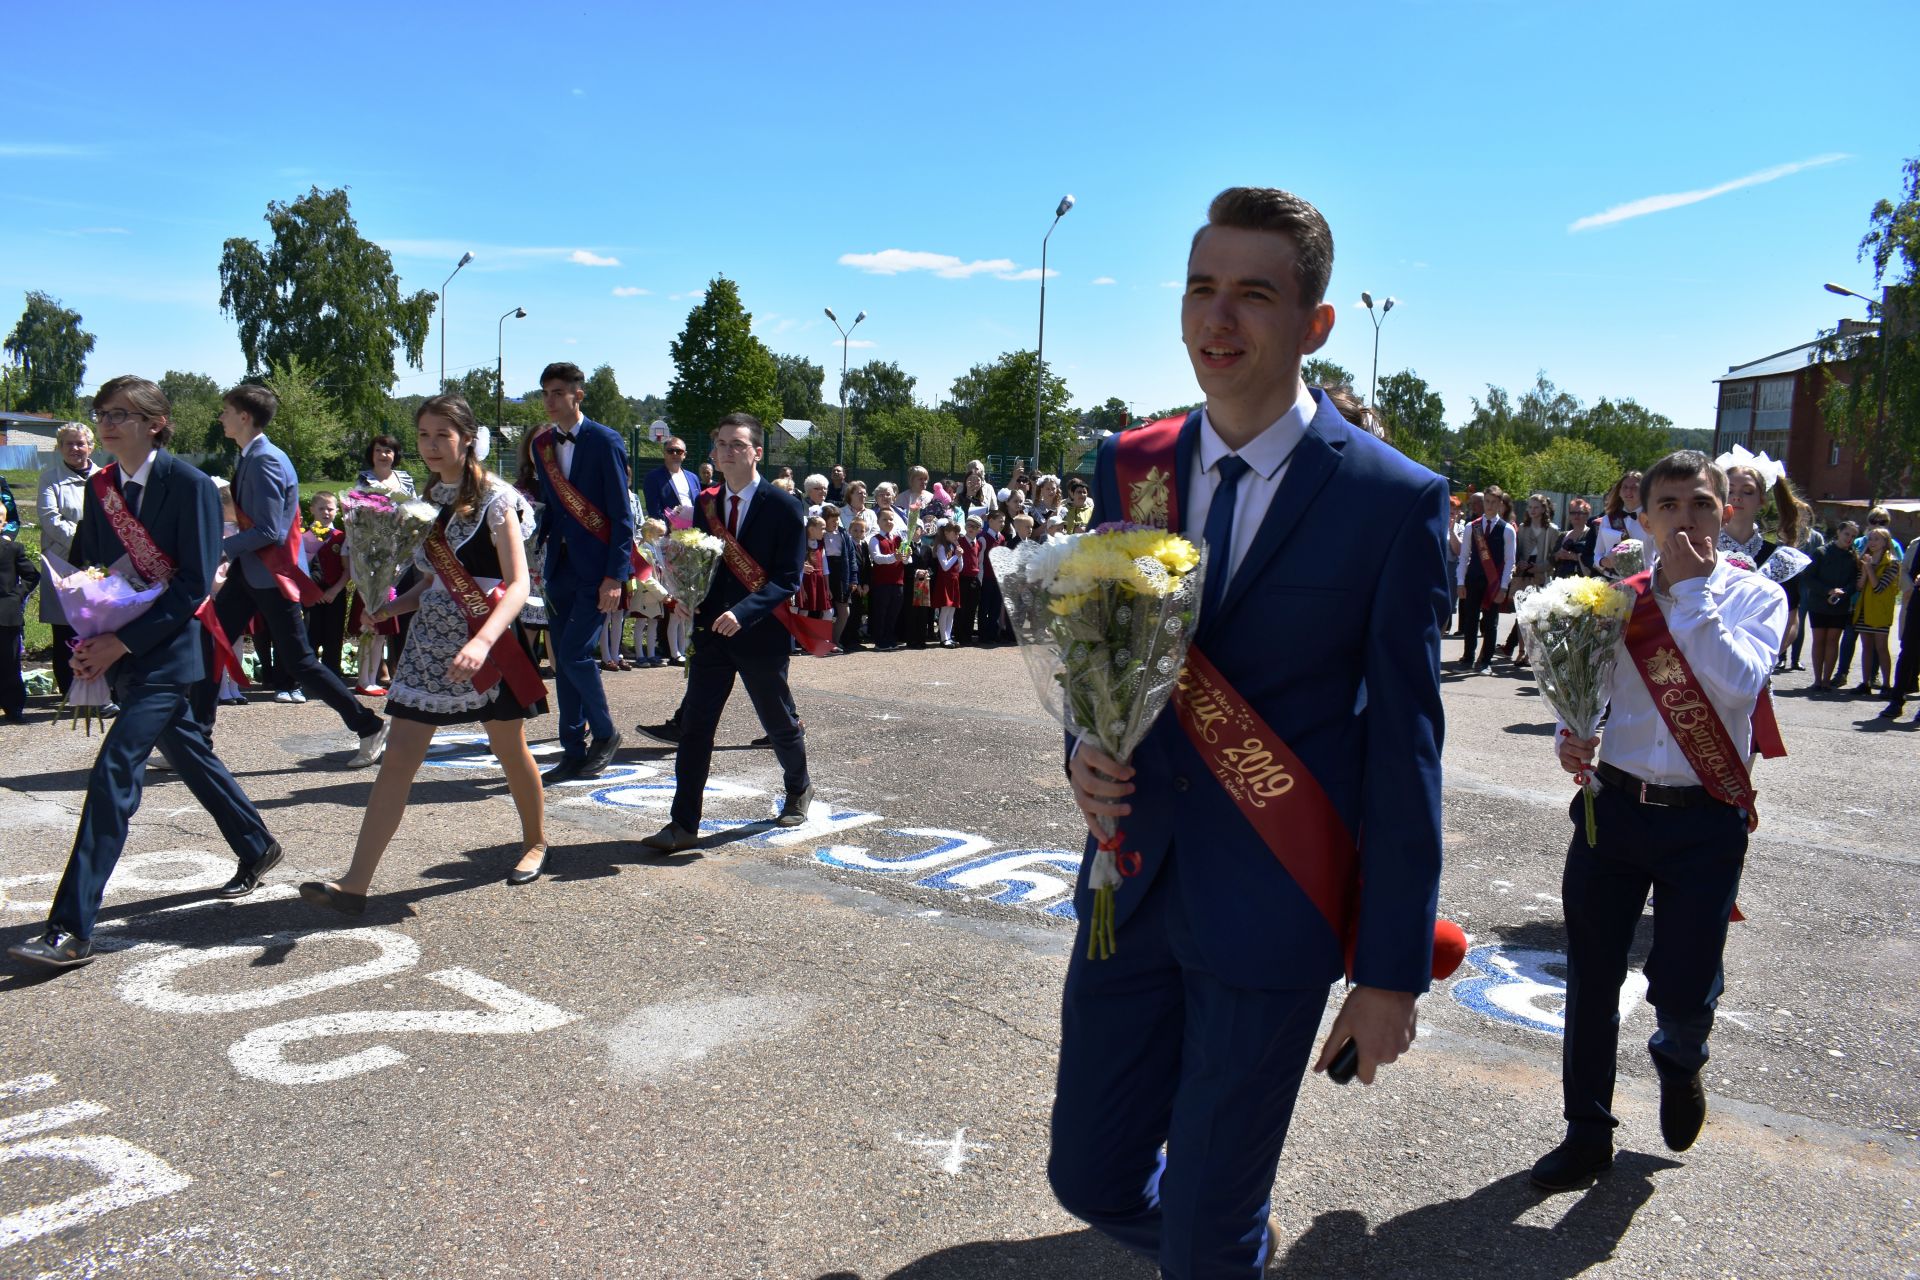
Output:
[0,641,1914,1279]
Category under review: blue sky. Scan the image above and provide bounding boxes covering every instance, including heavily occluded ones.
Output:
[5,1,1917,435]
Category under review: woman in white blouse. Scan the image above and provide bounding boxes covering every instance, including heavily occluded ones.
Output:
[1592,469,1649,570]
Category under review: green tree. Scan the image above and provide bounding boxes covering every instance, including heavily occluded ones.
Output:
[1527,437,1619,496]
[1301,357,1354,390]
[1819,155,1920,502]
[445,368,502,421]
[666,276,781,438]
[946,350,1074,467]
[157,371,225,458]
[1569,397,1671,473]
[774,353,824,421]
[1462,372,1581,455]
[860,404,976,475]
[844,360,917,428]
[218,186,434,434]
[1082,396,1131,435]
[582,364,634,429]
[1375,369,1447,459]
[1463,436,1533,496]
[264,356,350,480]
[3,291,95,414]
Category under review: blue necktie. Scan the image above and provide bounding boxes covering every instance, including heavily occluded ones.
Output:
[124,480,143,519]
[1199,455,1250,628]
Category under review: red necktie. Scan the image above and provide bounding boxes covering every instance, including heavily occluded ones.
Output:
[729,494,740,536]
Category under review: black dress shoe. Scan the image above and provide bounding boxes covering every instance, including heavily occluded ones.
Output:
[1658,1065,1707,1151]
[639,823,698,853]
[505,846,548,886]
[635,716,682,745]
[219,841,284,898]
[298,880,368,916]
[541,754,588,786]
[1530,1136,1614,1191]
[774,786,814,827]
[580,729,623,775]
[8,930,94,969]
[749,733,772,747]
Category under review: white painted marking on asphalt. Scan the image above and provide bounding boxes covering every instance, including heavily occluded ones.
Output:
[226,967,580,1086]
[896,1128,989,1175]
[3,849,236,914]
[0,1076,58,1102]
[0,1136,191,1251]
[816,829,993,874]
[117,928,422,1014]
[603,994,818,1082]
[0,1100,109,1142]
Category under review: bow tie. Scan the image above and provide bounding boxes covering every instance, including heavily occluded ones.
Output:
[555,431,577,445]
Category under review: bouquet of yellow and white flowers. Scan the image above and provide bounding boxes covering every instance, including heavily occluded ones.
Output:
[342,484,437,643]
[655,529,725,616]
[1513,575,1635,844]
[991,525,1207,958]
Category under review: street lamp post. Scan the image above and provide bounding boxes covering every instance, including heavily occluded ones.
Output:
[438,251,474,388]
[824,307,866,467]
[496,306,526,434]
[1032,194,1075,473]
[1826,282,1893,503]
[1360,291,1397,407]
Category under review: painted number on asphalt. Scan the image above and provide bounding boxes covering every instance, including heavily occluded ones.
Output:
[1449,943,1648,1037]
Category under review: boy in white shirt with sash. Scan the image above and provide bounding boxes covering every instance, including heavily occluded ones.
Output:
[1535,449,1787,1190]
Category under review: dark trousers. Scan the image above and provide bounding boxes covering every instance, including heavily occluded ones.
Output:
[1891,605,1920,702]
[844,589,868,651]
[0,625,23,716]
[49,676,273,940]
[869,583,904,649]
[1457,580,1499,665]
[1048,856,1325,1279]
[1560,785,1746,1140]
[669,645,808,832]
[215,579,379,737]
[306,595,348,678]
[543,568,616,757]
[980,577,1006,645]
[50,622,76,697]
[903,601,929,649]
[956,577,981,644]
[1835,625,1858,683]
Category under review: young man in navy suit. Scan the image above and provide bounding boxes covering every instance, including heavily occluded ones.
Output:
[640,413,812,852]
[9,376,281,970]
[1054,189,1451,1276]
[213,383,389,766]
[526,361,633,784]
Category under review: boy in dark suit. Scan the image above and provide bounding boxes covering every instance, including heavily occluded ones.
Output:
[9,376,280,970]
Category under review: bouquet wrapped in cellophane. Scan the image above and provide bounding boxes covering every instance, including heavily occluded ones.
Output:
[991,525,1206,958]
[1513,575,1635,844]
[653,529,724,616]
[41,552,166,734]
[342,484,437,641]
[1601,538,1645,580]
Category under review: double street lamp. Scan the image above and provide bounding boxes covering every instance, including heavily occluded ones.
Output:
[1032,194,1074,473]
[825,307,866,466]
[438,250,474,387]
[497,306,526,433]
[1360,290,1396,407]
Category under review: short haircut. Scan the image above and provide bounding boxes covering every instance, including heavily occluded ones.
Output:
[820,503,840,517]
[803,473,828,492]
[1642,450,1727,504]
[540,362,586,390]
[714,411,763,447]
[96,374,175,446]
[641,517,667,539]
[1191,187,1335,308]
[57,422,94,447]
[365,434,403,466]
[222,382,278,431]
[1867,506,1890,526]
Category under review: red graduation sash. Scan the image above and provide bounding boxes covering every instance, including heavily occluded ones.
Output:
[421,519,546,707]
[1113,415,1360,959]
[230,491,322,606]
[699,488,833,657]
[535,427,611,544]
[88,465,249,687]
[1472,521,1501,609]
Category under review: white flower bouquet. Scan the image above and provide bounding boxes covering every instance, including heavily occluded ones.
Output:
[342,486,437,640]
[991,525,1207,958]
[1513,576,1636,844]
[654,529,725,617]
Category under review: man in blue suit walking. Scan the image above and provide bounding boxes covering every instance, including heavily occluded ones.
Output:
[9,376,281,970]
[1051,188,1451,1276]
[526,361,633,785]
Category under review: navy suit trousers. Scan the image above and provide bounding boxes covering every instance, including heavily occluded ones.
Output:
[50,677,273,940]
[1048,855,1328,1279]
[543,557,615,756]
[214,579,380,738]
[669,643,807,832]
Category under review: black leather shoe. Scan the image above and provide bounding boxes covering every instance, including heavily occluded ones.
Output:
[580,730,623,775]
[505,846,548,886]
[1530,1136,1614,1191]
[541,754,588,786]
[1658,1065,1707,1152]
[219,841,284,898]
[1878,701,1906,720]
[639,823,698,854]
[775,786,814,827]
[749,733,772,747]
[8,930,94,969]
[635,717,682,745]
[299,880,368,916]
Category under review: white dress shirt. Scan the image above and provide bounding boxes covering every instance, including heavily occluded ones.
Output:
[1186,381,1316,586]
[1455,515,1518,591]
[551,417,584,480]
[1593,513,1649,562]
[666,466,694,509]
[720,473,760,534]
[1586,557,1788,788]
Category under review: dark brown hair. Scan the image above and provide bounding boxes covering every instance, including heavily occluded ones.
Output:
[222,382,278,431]
[715,411,763,448]
[539,362,586,390]
[364,434,404,467]
[415,393,487,517]
[1723,462,1804,547]
[1642,450,1727,506]
[96,374,174,447]
[1322,384,1388,440]
[1191,187,1335,308]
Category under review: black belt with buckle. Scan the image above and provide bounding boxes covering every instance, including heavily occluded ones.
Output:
[1595,762,1716,808]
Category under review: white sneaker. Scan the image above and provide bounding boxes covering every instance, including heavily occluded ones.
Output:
[274,691,295,704]
[290,690,308,703]
[349,720,390,769]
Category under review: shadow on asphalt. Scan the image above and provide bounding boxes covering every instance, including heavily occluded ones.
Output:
[813,1227,1152,1279]
[1497,916,1657,971]
[1502,722,1557,736]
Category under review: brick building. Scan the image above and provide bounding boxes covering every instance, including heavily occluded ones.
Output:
[1711,328,1871,503]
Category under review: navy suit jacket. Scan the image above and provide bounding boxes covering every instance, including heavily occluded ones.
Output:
[693,480,806,663]
[531,419,635,587]
[1084,391,1452,993]
[76,450,221,685]
[223,434,303,591]
[641,464,697,522]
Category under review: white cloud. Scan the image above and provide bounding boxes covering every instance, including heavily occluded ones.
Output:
[379,239,627,269]
[670,290,706,302]
[611,286,650,297]
[565,337,579,345]
[838,248,1037,280]
[0,143,97,157]
[54,226,130,237]
[1091,276,1117,286]
[998,267,1059,282]
[1569,153,1849,232]
[570,249,621,267]
[839,338,877,349]
[1160,281,1183,289]
[571,88,585,97]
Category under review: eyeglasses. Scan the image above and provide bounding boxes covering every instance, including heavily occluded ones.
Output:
[665,448,685,455]
[90,409,149,426]
[712,439,756,453]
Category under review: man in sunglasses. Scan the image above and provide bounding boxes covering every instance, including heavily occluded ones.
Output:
[642,435,697,526]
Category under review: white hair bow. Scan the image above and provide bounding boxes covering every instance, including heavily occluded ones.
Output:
[473,423,492,463]
[1714,442,1783,489]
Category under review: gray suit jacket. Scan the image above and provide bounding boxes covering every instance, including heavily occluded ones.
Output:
[223,435,302,591]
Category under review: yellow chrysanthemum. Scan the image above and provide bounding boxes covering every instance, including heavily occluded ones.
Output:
[1048,590,1095,616]
[1147,534,1199,575]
